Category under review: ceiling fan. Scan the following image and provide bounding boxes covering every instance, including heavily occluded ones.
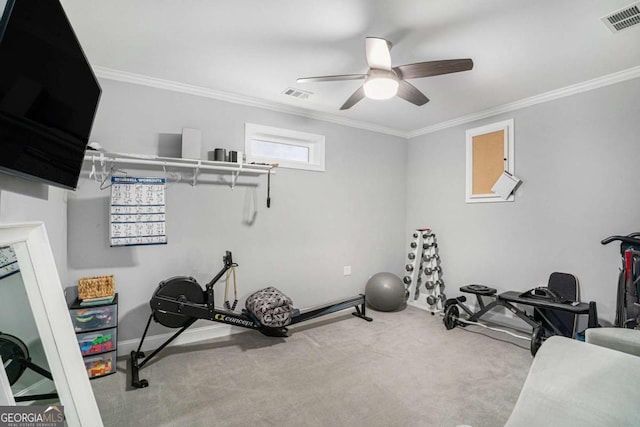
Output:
[297,37,473,110]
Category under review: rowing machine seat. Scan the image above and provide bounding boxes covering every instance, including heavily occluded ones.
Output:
[245,287,294,327]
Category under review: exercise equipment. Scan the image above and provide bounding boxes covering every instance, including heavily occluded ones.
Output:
[0,332,58,402]
[601,233,640,328]
[130,251,372,388]
[403,228,447,311]
[443,275,598,356]
[365,272,405,311]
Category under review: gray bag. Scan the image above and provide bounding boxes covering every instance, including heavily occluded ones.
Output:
[245,287,294,327]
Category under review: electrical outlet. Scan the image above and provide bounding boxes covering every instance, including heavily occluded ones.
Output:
[343,266,352,276]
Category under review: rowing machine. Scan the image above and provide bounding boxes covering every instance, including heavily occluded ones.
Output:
[130,251,372,388]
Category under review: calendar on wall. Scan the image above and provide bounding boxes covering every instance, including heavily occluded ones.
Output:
[110,177,167,247]
[0,246,19,280]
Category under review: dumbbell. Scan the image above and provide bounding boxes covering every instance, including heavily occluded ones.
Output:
[425,281,435,290]
[438,293,447,303]
[432,266,442,273]
[413,232,419,238]
[422,254,432,262]
[405,264,414,272]
[403,276,412,285]
[426,295,437,306]
[436,279,444,289]
[410,242,417,249]
[408,252,416,260]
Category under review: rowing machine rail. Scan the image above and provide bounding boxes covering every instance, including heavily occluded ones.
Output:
[129,251,372,388]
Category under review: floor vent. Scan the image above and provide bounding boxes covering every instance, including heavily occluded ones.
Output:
[602,3,640,33]
[282,87,312,100]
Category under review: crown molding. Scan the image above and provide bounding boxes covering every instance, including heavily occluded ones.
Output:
[407,65,640,138]
[92,66,409,138]
[94,65,640,140]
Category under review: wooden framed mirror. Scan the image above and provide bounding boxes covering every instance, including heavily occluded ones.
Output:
[0,222,102,426]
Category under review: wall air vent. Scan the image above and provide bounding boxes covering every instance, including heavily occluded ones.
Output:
[282,87,312,100]
[601,2,640,33]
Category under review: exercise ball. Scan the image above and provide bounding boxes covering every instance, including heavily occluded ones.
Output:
[365,272,405,311]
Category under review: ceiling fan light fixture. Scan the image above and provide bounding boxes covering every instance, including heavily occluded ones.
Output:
[363,69,399,100]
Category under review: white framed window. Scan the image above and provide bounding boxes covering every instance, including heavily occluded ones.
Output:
[465,119,515,203]
[245,123,325,172]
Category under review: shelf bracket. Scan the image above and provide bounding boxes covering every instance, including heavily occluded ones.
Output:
[230,161,243,189]
[192,160,201,187]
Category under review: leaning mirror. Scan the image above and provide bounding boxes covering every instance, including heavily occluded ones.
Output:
[0,222,102,426]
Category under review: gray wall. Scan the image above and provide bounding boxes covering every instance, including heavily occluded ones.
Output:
[0,183,68,282]
[3,71,637,344]
[69,79,408,341]
[406,78,640,324]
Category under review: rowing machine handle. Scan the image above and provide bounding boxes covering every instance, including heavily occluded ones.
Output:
[601,235,640,246]
[224,251,233,267]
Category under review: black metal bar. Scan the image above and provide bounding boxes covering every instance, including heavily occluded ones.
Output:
[205,252,234,290]
[14,392,58,402]
[467,300,502,322]
[588,301,598,328]
[130,317,196,389]
[532,307,564,336]
[352,299,373,322]
[501,301,539,329]
[456,300,478,317]
[20,359,53,381]
[138,317,197,370]
[476,294,486,310]
[289,295,367,325]
[135,313,154,356]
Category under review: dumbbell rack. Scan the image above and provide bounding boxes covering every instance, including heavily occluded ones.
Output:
[404,229,446,314]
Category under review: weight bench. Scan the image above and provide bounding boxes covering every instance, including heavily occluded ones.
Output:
[443,276,598,356]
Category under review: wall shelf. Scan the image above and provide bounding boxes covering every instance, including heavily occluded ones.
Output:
[83,151,275,187]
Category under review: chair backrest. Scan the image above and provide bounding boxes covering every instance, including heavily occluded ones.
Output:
[534,272,579,338]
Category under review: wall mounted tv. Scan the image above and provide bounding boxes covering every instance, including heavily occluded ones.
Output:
[0,0,101,190]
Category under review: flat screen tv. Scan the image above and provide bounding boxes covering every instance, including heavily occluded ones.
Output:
[0,0,101,190]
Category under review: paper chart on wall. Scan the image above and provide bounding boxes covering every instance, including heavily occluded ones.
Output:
[0,246,19,280]
[110,177,167,247]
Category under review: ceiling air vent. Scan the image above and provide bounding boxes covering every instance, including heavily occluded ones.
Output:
[601,2,640,33]
[282,87,312,100]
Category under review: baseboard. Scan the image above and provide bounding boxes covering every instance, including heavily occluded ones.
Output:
[407,298,443,315]
[116,323,247,357]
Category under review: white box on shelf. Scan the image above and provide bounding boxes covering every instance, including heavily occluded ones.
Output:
[181,128,202,159]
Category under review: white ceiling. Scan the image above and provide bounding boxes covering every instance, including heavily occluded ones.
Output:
[61,0,640,135]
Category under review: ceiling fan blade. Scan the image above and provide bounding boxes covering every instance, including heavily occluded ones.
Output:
[365,37,392,70]
[394,59,473,80]
[340,86,365,110]
[297,74,366,83]
[396,80,429,106]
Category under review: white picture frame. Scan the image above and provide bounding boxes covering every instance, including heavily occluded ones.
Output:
[465,119,515,203]
[0,222,102,426]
